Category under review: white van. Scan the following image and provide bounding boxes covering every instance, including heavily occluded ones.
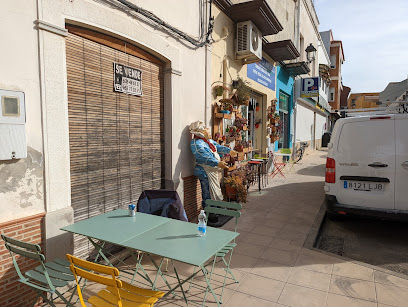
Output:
[324,113,408,220]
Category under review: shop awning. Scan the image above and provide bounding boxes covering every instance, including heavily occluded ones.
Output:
[225,0,283,36]
[282,61,310,76]
[263,40,299,61]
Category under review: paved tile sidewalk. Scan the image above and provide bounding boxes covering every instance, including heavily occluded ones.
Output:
[56,149,408,306]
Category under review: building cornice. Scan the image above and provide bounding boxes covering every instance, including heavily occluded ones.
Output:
[36,20,68,37]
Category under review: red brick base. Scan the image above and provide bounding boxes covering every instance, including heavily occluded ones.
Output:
[0,213,45,307]
[182,176,202,223]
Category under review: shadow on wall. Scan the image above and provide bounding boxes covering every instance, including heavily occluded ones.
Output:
[173,125,196,189]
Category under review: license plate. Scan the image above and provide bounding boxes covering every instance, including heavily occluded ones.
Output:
[343,181,384,191]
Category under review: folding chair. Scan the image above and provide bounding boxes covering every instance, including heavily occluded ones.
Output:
[188,199,242,304]
[269,151,286,178]
[66,253,165,307]
[1,234,77,307]
[280,148,296,173]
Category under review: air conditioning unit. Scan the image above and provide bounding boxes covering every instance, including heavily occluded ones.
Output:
[236,21,262,63]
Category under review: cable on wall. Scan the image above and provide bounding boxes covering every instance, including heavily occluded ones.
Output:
[114,0,214,48]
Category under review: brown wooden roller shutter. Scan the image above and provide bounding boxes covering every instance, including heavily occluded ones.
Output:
[66,27,164,259]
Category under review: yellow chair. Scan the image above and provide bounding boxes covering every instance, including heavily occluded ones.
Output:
[66,254,164,307]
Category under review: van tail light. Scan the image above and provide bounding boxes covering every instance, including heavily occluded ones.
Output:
[370,116,391,120]
[326,158,335,183]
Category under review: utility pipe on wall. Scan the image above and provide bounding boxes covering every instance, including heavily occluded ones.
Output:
[292,0,301,158]
[222,58,227,99]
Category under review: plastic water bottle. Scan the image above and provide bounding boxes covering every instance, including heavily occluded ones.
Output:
[197,210,207,237]
[128,204,136,217]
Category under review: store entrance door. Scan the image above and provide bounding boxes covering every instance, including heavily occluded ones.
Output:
[278,91,290,149]
[278,112,289,148]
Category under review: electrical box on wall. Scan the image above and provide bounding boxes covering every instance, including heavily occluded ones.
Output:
[0,89,26,160]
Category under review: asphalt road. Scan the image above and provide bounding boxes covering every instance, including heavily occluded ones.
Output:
[316,214,408,276]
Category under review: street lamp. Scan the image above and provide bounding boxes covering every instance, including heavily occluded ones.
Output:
[305,43,317,63]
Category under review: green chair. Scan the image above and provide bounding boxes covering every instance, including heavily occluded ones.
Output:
[1,234,78,307]
[188,199,242,304]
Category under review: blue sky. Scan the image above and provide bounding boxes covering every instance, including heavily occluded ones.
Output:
[314,0,408,93]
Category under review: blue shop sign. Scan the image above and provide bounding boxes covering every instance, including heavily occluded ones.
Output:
[247,58,275,91]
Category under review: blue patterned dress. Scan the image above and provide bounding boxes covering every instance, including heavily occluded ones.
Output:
[190,138,231,207]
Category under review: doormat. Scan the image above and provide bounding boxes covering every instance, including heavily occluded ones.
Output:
[207,214,233,228]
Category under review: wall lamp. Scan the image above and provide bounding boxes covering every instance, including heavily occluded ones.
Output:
[305,43,317,63]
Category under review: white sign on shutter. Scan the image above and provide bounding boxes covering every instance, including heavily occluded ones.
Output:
[114,63,143,96]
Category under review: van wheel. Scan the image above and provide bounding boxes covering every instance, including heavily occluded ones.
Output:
[326,211,345,221]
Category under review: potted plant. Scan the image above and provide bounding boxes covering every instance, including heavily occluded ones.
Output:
[255,102,260,112]
[254,117,261,129]
[234,117,248,130]
[232,77,250,106]
[219,98,234,113]
[227,126,239,138]
[214,85,228,97]
[224,174,247,202]
[234,142,244,152]
[214,132,221,140]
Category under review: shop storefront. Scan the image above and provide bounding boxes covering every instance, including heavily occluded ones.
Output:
[65,26,165,258]
[275,65,294,151]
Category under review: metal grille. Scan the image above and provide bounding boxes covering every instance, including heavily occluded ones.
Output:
[66,29,164,259]
[237,24,247,52]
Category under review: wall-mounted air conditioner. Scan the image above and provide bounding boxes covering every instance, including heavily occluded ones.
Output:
[236,21,262,63]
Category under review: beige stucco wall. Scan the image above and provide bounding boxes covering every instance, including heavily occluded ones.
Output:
[35,0,211,212]
[299,0,319,77]
[1,0,212,256]
[0,0,45,223]
[211,5,277,154]
[264,0,296,44]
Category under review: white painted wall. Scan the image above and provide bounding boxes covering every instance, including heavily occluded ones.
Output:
[299,0,319,77]
[0,0,44,223]
[295,103,315,142]
[0,0,212,251]
[316,112,327,140]
[34,0,211,216]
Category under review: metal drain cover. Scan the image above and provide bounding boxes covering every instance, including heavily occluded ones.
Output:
[317,235,345,256]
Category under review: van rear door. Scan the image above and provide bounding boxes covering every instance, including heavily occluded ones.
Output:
[395,114,408,211]
[335,116,395,210]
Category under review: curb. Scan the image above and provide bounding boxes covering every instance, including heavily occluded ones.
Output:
[303,199,408,282]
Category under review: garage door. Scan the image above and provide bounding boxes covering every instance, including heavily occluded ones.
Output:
[66,26,164,259]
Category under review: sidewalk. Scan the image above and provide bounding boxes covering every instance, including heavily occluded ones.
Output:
[58,149,408,306]
[215,149,408,307]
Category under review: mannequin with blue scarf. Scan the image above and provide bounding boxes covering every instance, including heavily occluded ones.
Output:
[189,121,237,217]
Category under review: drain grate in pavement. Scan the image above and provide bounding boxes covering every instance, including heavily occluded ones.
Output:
[317,235,345,256]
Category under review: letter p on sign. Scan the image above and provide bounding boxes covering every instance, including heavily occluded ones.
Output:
[304,79,314,91]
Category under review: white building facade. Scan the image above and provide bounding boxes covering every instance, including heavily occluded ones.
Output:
[293,0,331,151]
[0,1,212,304]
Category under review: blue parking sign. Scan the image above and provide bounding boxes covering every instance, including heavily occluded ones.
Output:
[301,77,319,97]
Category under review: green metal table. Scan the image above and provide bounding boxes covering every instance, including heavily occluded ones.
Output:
[61,209,238,306]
